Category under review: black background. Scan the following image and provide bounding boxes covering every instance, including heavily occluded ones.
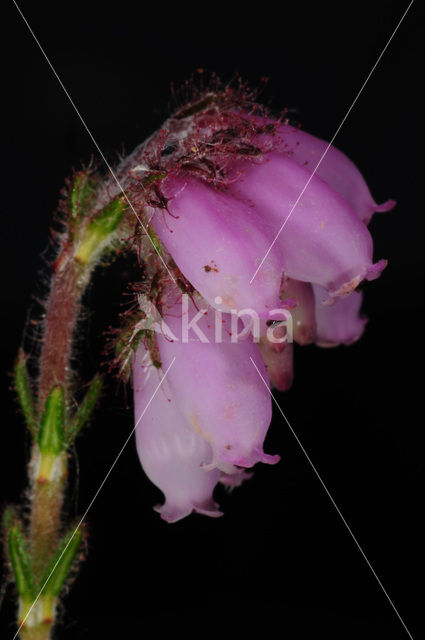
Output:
[0,1,423,638]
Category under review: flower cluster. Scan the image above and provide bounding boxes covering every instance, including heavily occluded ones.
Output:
[118,84,394,522]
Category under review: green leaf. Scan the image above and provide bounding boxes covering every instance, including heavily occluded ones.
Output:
[68,171,97,221]
[4,512,37,600]
[40,527,83,597]
[14,350,37,436]
[67,375,102,442]
[38,386,65,456]
[74,195,128,265]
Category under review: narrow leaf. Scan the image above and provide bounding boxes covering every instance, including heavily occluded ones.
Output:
[67,375,102,442]
[68,170,97,222]
[40,527,83,597]
[38,386,65,456]
[4,514,37,600]
[74,195,128,265]
[14,349,37,436]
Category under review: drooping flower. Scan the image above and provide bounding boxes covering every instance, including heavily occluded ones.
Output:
[146,176,283,316]
[133,343,223,522]
[231,152,387,301]
[152,289,279,471]
[275,124,396,224]
[115,80,394,522]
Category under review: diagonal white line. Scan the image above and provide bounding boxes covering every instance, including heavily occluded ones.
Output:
[12,0,176,283]
[250,356,414,639]
[12,358,176,639]
[250,0,414,284]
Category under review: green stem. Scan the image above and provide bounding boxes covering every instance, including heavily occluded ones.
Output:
[7,178,128,640]
[22,249,87,640]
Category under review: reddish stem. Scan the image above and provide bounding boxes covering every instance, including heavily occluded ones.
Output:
[27,246,88,636]
[37,248,85,409]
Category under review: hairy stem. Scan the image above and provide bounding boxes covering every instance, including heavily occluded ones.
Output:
[30,250,86,568]
[29,453,67,581]
[37,251,86,407]
[5,176,128,640]
[23,250,88,639]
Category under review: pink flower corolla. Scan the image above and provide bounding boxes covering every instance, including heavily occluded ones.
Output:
[259,329,294,392]
[312,284,367,347]
[133,344,223,522]
[114,86,391,312]
[146,176,283,316]
[280,278,316,345]
[276,124,396,224]
[154,290,279,471]
[231,152,387,301]
[118,82,394,522]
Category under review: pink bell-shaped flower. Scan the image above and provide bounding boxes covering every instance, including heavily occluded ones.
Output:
[147,174,283,315]
[115,83,395,522]
[155,290,279,471]
[133,345,222,522]
[232,152,387,300]
[313,284,367,347]
[276,124,396,224]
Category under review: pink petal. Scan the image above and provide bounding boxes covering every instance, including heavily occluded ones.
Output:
[148,174,283,315]
[219,469,254,489]
[133,345,223,522]
[276,124,396,224]
[281,278,316,345]
[156,291,279,471]
[313,284,367,347]
[232,152,386,300]
[259,336,294,392]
